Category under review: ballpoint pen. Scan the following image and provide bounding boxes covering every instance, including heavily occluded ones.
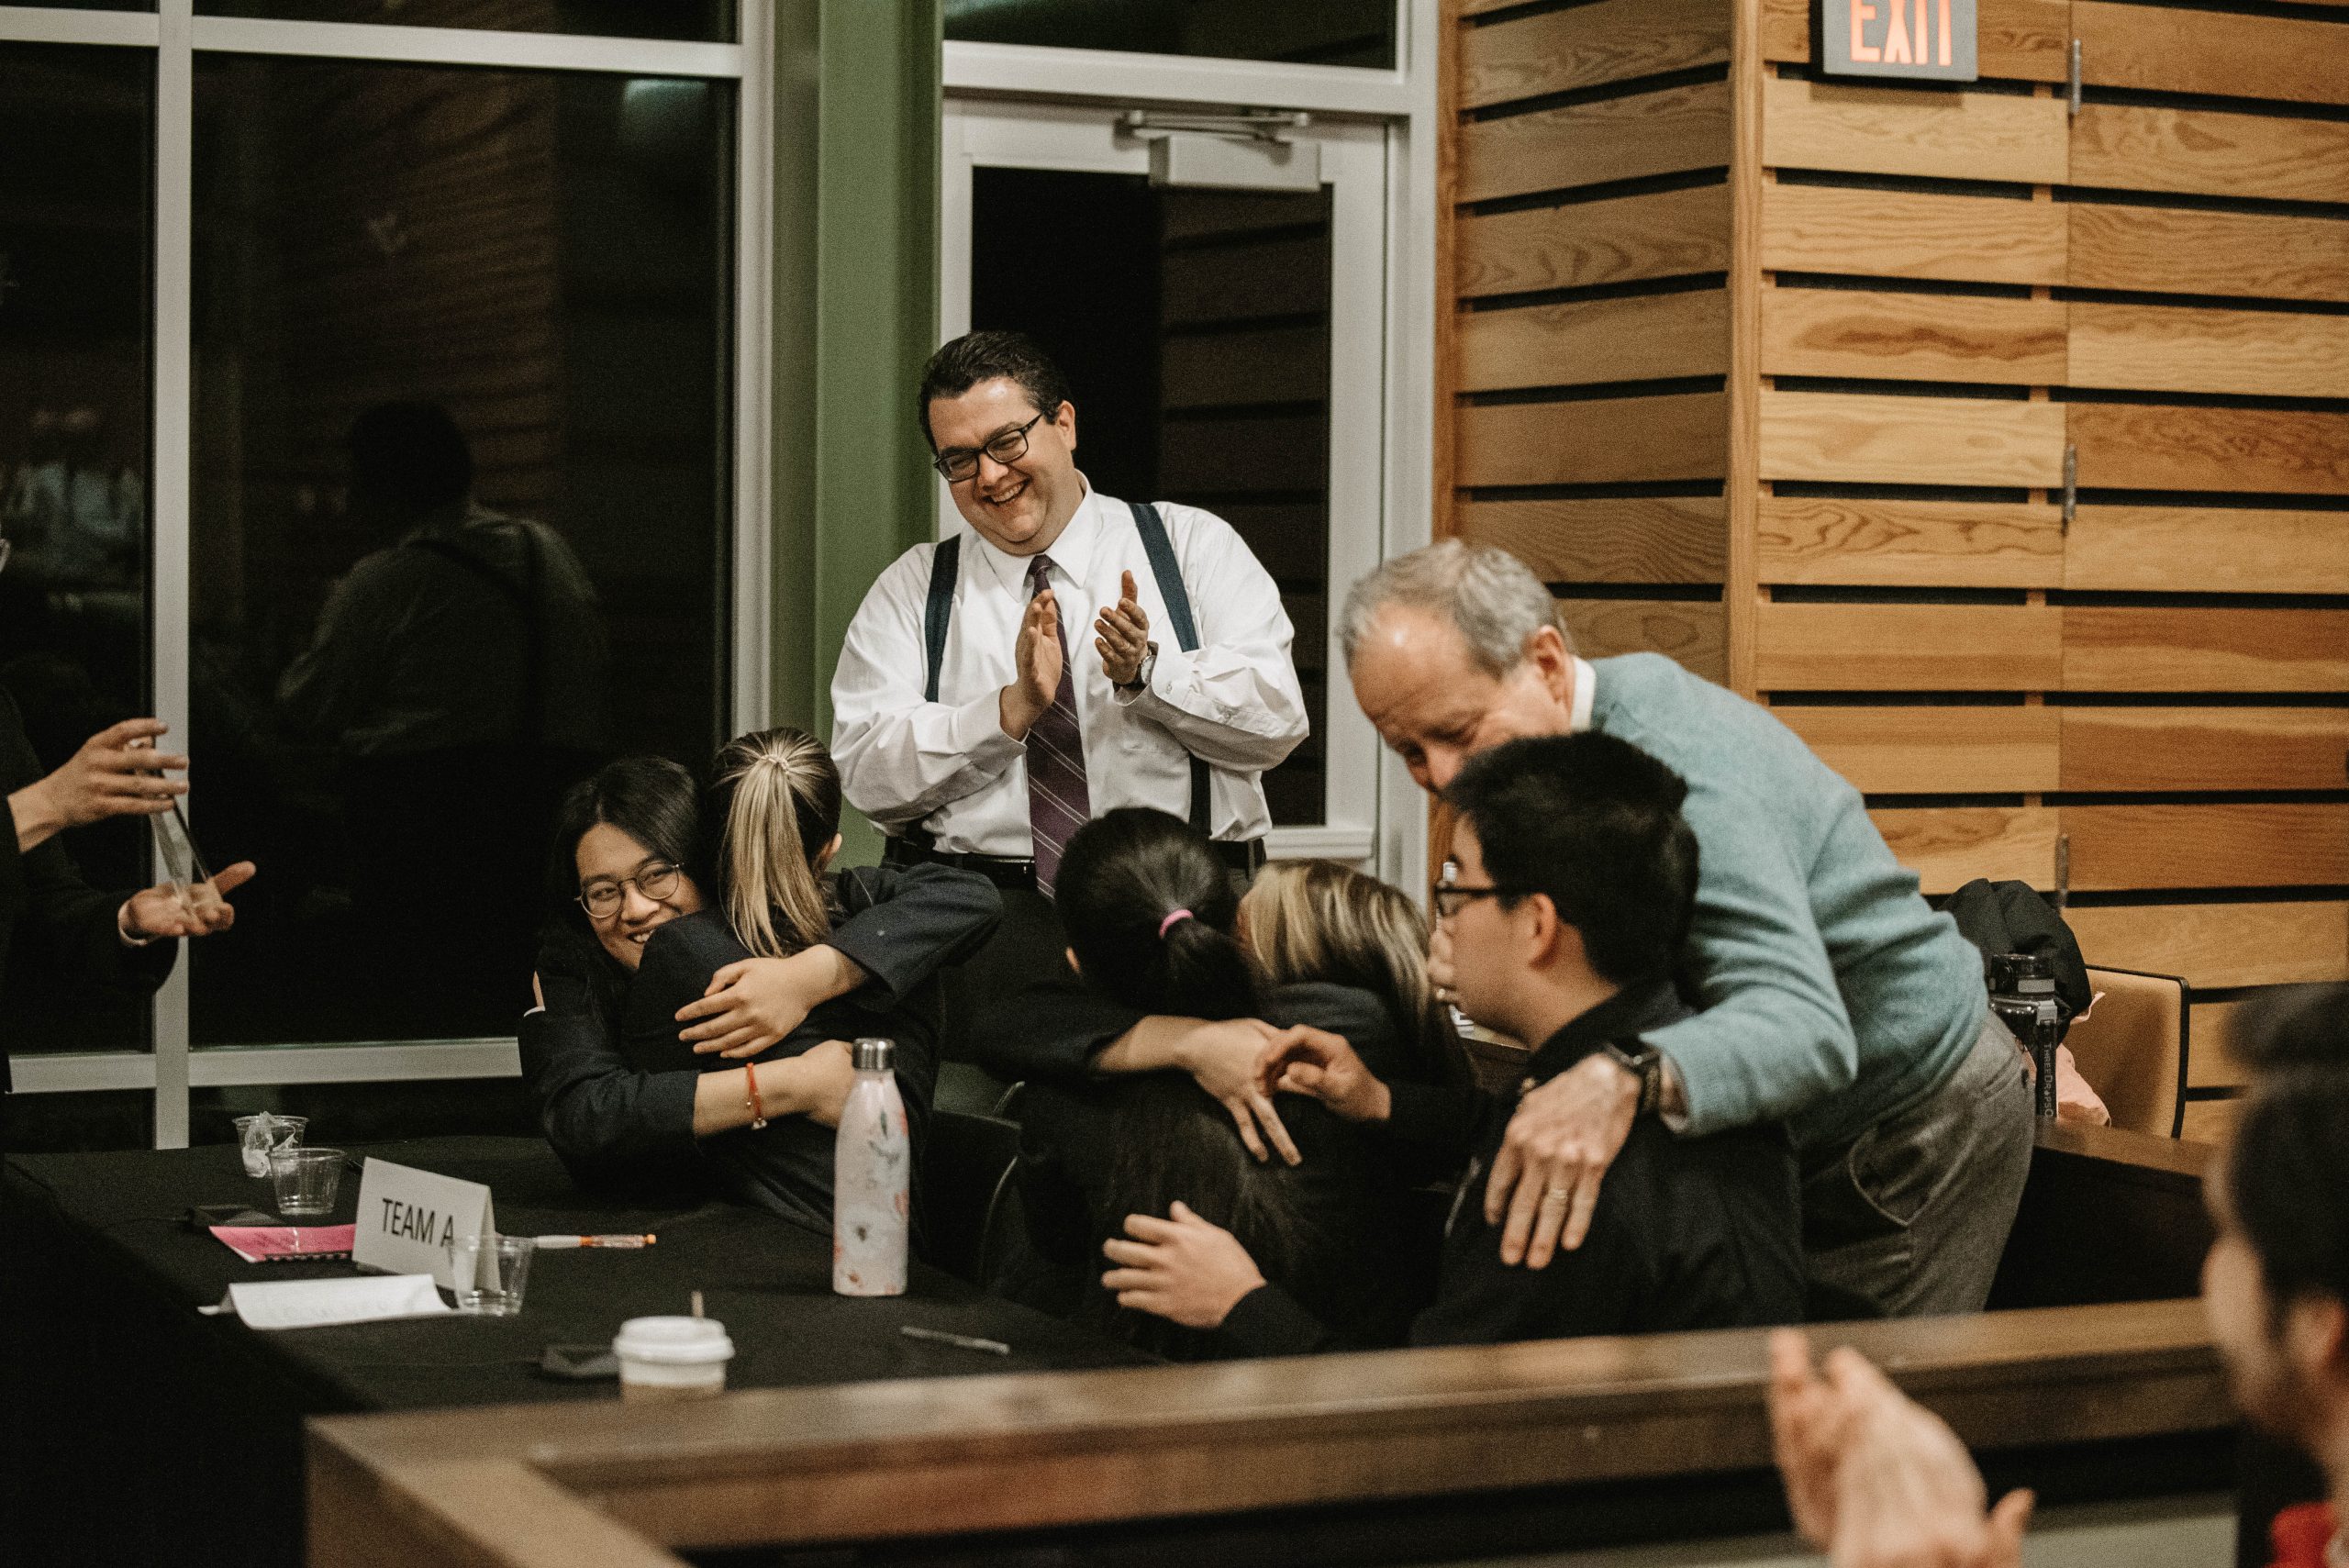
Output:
[533,1233,657,1249]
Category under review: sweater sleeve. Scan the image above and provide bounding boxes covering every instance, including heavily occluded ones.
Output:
[1630,771,1862,1139]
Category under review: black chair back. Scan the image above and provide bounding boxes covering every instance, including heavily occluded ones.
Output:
[919,1106,1023,1285]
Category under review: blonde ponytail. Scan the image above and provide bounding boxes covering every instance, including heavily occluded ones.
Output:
[1241,859,1459,1084]
[710,728,841,960]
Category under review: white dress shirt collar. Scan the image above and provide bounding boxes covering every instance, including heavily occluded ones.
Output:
[965,474,1104,595]
[1569,654,1597,733]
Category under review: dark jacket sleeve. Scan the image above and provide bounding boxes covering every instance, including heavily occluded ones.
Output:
[0,694,175,1088]
[982,976,1146,1083]
[1218,1283,1340,1358]
[1406,1192,1642,1347]
[519,924,703,1186]
[826,863,1000,1002]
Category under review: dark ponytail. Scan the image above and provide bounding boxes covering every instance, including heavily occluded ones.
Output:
[1054,807,1264,1020]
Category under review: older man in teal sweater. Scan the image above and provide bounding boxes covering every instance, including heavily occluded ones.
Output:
[1342,541,2031,1317]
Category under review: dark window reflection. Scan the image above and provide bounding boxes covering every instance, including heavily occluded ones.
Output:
[0,43,155,1055]
[190,59,733,1045]
[197,1,734,43]
[948,0,1395,70]
[972,169,1333,826]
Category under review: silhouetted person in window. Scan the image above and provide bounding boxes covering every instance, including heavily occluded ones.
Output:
[279,402,608,1032]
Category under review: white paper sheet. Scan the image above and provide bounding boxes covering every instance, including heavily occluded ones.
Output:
[206,1273,452,1329]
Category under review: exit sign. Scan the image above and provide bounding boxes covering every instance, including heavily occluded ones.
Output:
[1821,0,1977,82]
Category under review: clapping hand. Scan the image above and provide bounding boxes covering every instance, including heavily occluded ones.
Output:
[1001,587,1065,740]
[1094,570,1151,687]
[1768,1330,2033,1568]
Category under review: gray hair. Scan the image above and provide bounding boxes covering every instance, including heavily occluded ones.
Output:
[1339,539,1569,674]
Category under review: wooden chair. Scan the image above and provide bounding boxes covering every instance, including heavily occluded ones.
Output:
[2065,966,2191,1139]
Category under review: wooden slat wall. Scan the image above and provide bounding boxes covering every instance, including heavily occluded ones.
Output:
[1444,0,1735,684]
[1742,0,2349,1128]
[1442,4,2347,1138]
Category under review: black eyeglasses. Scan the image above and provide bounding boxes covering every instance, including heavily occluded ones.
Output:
[578,861,684,919]
[931,410,1047,483]
[1431,879,1508,919]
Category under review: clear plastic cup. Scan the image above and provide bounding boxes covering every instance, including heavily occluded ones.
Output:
[268,1145,344,1218]
[614,1316,733,1402]
[235,1113,306,1178]
[451,1234,535,1316]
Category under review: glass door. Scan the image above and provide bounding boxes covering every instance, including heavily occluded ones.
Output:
[941,99,1386,862]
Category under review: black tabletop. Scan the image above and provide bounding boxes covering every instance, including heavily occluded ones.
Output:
[6,1135,1145,1414]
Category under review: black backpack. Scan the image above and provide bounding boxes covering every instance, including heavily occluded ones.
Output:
[1945,878,2093,1040]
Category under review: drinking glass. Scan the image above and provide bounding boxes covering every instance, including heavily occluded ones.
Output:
[451,1234,535,1316]
[235,1112,306,1178]
[268,1146,345,1218]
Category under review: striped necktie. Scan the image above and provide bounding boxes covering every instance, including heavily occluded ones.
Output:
[1024,553,1091,897]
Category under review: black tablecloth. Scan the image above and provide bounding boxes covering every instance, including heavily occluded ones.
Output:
[2,1137,1143,1567]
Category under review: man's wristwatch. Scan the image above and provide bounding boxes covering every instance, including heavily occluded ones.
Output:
[1116,640,1158,694]
[1602,1039,1664,1117]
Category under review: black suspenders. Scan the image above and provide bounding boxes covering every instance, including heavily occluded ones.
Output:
[921,501,1213,837]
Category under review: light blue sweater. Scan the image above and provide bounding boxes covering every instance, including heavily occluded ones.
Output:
[1588,655,1987,1152]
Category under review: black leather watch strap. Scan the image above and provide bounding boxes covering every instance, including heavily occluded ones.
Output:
[1602,1040,1663,1117]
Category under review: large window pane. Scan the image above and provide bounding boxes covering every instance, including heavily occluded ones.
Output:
[972,169,1333,826]
[0,42,155,1055]
[947,0,1395,70]
[190,57,734,1046]
[196,1,735,44]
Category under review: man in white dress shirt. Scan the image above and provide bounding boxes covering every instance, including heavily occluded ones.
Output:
[829,331,1308,1070]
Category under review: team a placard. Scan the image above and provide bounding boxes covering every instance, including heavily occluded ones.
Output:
[1820,0,1978,82]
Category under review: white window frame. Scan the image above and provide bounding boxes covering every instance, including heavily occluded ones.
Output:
[0,2,774,1144]
[939,0,1437,881]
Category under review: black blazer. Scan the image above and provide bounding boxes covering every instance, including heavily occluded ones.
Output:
[1220,978,1806,1355]
[0,690,174,1092]
[518,862,998,1225]
[622,863,996,1231]
[1004,980,1448,1356]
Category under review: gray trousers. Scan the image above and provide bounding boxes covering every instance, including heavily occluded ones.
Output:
[1800,1015,2035,1318]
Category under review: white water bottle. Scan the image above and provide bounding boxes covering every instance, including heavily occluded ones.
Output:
[832,1037,909,1296]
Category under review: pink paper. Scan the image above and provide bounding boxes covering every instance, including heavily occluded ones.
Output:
[210,1224,358,1263]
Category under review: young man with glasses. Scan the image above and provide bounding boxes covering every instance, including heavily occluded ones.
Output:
[829,330,1307,1074]
[1098,732,1804,1351]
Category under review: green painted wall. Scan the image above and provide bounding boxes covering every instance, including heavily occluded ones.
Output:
[771,1,942,864]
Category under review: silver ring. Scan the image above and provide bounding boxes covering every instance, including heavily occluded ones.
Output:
[1542,1187,1570,1203]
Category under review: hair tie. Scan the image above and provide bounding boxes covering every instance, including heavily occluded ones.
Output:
[1157,908,1194,940]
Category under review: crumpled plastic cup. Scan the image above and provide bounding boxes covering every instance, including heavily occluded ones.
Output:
[235,1113,306,1178]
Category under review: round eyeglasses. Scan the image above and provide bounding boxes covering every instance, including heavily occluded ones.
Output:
[931,409,1048,483]
[578,861,683,919]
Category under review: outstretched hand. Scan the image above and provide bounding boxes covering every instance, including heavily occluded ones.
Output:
[123,860,256,940]
[1768,1330,2033,1568]
[10,718,188,852]
[1100,1200,1264,1329]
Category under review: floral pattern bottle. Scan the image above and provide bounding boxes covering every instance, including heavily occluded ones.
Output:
[832,1037,908,1296]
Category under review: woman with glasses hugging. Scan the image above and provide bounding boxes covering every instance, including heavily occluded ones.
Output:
[521,729,999,1231]
[999,806,1464,1357]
